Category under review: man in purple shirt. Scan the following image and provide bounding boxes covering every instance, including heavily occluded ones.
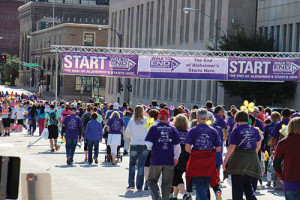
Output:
[214,106,228,142]
[62,107,83,165]
[271,108,291,148]
[145,109,181,200]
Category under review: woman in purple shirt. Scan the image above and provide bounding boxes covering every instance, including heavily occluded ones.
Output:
[107,111,125,165]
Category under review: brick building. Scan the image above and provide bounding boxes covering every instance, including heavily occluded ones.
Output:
[0,0,25,56]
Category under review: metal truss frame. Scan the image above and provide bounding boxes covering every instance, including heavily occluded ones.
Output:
[51,45,300,58]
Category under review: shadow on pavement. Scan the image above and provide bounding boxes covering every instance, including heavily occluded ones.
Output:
[80,164,99,168]
[37,151,85,154]
[100,162,121,168]
[55,164,76,168]
[119,190,151,199]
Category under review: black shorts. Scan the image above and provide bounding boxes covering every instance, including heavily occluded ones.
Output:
[48,125,58,139]
[145,150,151,167]
[10,119,15,124]
[172,169,184,186]
[2,118,11,128]
[17,119,23,125]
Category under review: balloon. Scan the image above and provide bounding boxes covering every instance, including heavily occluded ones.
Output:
[206,120,212,126]
[144,118,155,131]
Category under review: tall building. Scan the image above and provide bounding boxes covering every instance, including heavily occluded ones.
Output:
[257,0,300,110]
[0,0,25,56]
[17,0,109,100]
[106,0,257,107]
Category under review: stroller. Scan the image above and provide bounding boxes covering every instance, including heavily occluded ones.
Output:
[103,126,123,162]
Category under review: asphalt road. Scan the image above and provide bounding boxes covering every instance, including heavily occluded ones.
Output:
[0,130,285,200]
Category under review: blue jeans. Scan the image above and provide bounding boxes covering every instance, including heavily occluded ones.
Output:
[192,177,210,200]
[128,145,148,189]
[66,139,77,162]
[285,191,300,200]
[87,140,99,164]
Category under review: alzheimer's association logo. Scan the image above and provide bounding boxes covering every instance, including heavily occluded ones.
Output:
[150,57,180,71]
[273,61,300,74]
[110,57,136,71]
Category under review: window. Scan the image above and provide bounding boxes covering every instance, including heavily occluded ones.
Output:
[75,77,92,91]
[83,33,95,46]
[209,0,216,40]
[289,24,293,52]
[296,23,300,52]
[153,79,157,98]
[283,25,287,51]
[164,80,169,100]
[156,0,161,46]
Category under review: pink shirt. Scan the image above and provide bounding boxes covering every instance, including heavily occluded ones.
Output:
[61,110,72,122]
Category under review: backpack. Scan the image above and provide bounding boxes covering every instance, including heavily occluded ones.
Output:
[49,111,58,126]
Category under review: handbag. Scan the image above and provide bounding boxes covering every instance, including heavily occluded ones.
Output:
[41,128,49,139]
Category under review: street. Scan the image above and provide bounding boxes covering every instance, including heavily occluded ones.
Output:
[0,130,285,200]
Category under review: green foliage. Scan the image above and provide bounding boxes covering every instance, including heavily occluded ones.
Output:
[215,25,296,106]
[0,53,19,86]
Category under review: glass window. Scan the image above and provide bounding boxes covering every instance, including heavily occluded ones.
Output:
[84,33,95,46]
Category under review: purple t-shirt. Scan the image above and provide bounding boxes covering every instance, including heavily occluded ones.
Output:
[271,118,290,139]
[107,117,125,134]
[185,124,221,151]
[230,124,261,150]
[145,122,181,165]
[214,114,227,130]
[177,129,188,144]
[291,113,300,119]
[62,114,83,140]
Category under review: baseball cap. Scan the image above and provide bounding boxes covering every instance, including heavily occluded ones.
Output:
[113,102,120,109]
[71,107,77,112]
[158,109,169,119]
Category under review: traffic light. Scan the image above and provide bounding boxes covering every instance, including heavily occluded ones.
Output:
[0,55,6,64]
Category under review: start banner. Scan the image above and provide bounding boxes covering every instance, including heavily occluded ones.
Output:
[62,52,138,77]
[61,52,300,82]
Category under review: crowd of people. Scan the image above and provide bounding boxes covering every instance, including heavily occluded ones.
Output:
[0,92,300,200]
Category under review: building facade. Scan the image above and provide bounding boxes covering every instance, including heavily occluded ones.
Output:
[17,1,109,100]
[0,0,25,56]
[106,0,257,107]
[257,0,300,110]
[18,23,108,101]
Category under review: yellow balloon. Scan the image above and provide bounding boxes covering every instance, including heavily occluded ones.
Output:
[248,102,254,108]
[249,107,255,113]
[243,100,249,107]
[240,105,246,110]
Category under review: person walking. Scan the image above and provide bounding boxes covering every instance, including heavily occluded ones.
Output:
[28,105,38,136]
[185,108,222,200]
[223,110,262,200]
[37,105,46,136]
[62,107,83,165]
[44,104,60,152]
[84,112,103,165]
[124,105,149,191]
[16,104,25,132]
[1,101,12,136]
[273,117,300,200]
[145,109,181,200]
[81,105,94,162]
[106,111,125,165]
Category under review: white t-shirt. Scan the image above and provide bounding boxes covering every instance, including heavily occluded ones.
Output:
[11,106,18,119]
[124,118,149,145]
[17,108,25,119]
[45,105,50,113]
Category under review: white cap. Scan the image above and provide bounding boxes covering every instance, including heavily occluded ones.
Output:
[113,102,119,109]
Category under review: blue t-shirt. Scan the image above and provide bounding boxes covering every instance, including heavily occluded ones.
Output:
[185,124,221,151]
[145,122,181,165]
[62,114,83,139]
[107,117,125,134]
[123,116,131,129]
[84,119,103,141]
[271,118,290,139]
[37,110,46,119]
[214,114,227,130]
[263,121,276,144]
[230,124,261,150]
[255,118,265,132]
[212,123,223,166]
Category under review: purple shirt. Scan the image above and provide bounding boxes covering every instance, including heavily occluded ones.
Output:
[145,122,181,165]
[107,117,125,134]
[227,116,235,134]
[185,124,221,151]
[255,117,264,132]
[214,114,227,130]
[271,118,290,139]
[177,129,188,144]
[62,114,83,140]
[291,113,300,119]
[230,124,261,150]
[84,119,103,141]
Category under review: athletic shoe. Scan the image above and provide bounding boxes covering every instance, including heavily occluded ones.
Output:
[51,149,55,152]
[84,158,88,162]
[144,181,149,190]
[266,182,271,187]
[123,150,128,155]
[126,186,134,190]
[94,157,98,164]
[137,188,143,192]
[55,144,59,151]
[67,156,72,165]
[183,194,192,200]
[216,191,222,200]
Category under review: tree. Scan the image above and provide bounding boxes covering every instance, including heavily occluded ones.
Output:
[213,25,297,106]
[0,53,19,86]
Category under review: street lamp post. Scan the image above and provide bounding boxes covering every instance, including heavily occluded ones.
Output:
[183,7,219,50]
[98,25,122,48]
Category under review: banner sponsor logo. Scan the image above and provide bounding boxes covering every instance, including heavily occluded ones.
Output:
[149,57,180,71]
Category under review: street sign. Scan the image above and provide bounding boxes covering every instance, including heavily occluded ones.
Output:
[23,63,39,67]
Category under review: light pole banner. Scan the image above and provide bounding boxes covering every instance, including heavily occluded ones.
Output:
[228,58,300,81]
[138,56,228,80]
[62,52,139,77]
